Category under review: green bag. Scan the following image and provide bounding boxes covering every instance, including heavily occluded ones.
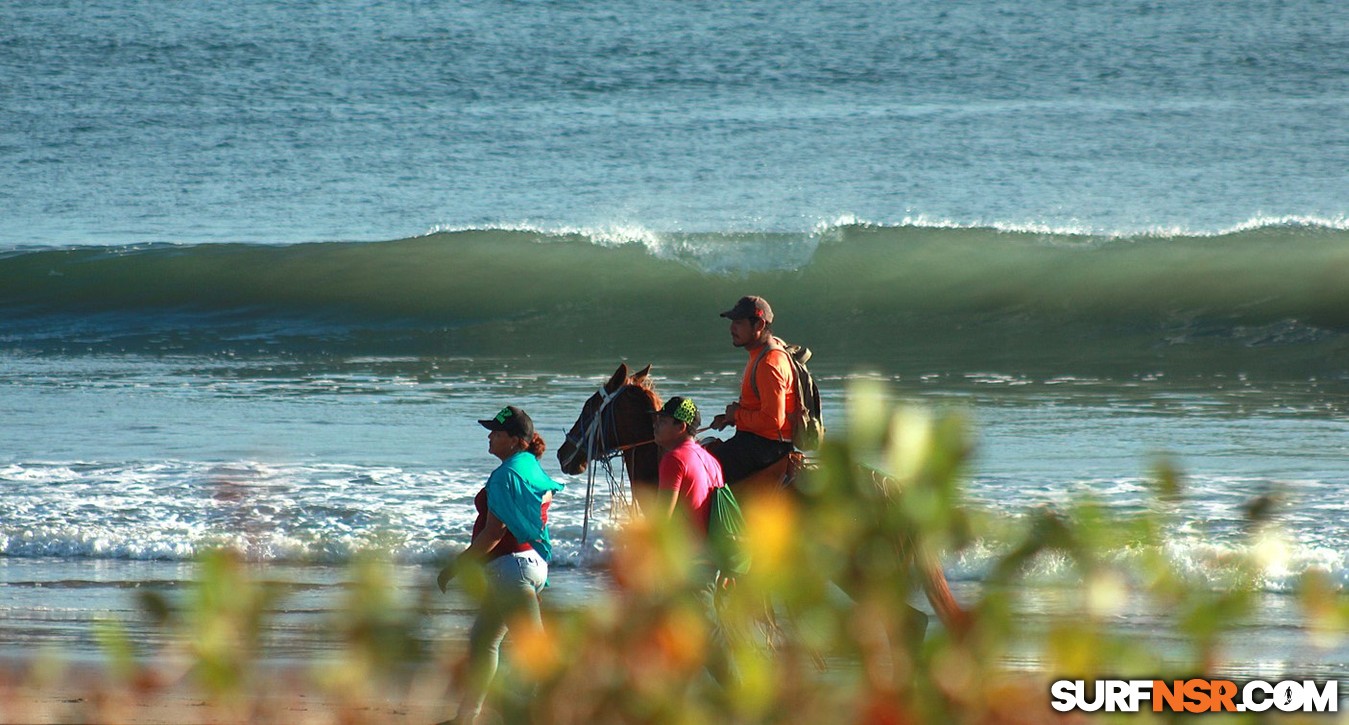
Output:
[707,484,751,577]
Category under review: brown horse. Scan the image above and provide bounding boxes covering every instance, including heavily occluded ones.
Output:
[557,362,970,636]
[555,362,783,498]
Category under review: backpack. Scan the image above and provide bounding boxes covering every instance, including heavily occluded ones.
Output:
[751,337,826,451]
[706,484,751,578]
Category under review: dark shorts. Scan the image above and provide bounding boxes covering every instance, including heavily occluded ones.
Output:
[708,431,794,484]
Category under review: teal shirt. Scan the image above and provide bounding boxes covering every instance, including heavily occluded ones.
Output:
[486,451,566,561]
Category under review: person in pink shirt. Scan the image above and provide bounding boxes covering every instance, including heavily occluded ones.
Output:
[651,396,724,537]
[653,395,745,686]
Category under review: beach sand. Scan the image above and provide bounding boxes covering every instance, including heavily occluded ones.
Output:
[0,643,493,725]
[0,658,1088,725]
[0,664,457,725]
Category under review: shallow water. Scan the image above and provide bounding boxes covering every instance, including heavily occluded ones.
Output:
[3,356,1345,582]
[1,352,1345,686]
[0,556,610,664]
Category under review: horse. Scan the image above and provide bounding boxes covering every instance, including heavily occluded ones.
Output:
[556,363,663,506]
[556,362,970,637]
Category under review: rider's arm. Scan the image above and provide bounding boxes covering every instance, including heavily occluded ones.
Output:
[658,451,684,519]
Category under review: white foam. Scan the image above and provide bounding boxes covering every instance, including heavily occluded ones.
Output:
[3,459,1343,592]
[423,220,663,249]
[946,535,1346,593]
[1219,214,1349,234]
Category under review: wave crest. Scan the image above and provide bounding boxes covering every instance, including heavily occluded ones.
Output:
[4,223,1349,372]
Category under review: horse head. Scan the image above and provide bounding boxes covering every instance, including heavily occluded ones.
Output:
[557,362,660,478]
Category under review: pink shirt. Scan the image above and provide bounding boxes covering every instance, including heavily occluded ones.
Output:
[658,438,725,535]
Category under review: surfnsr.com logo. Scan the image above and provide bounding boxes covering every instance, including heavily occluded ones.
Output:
[1051,679,1340,714]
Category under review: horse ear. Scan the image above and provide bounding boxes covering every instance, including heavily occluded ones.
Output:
[631,364,652,383]
[605,363,629,393]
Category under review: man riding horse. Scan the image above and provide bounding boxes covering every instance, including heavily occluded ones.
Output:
[709,295,798,484]
[556,358,971,639]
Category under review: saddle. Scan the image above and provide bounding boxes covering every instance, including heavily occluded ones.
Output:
[700,436,809,492]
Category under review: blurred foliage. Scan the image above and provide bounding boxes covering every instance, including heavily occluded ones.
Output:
[7,380,1346,723]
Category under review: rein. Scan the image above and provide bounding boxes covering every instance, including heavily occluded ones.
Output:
[608,424,713,454]
[611,437,654,452]
[570,382,714,548]
[561,384,624,471]
[573,384,649,549]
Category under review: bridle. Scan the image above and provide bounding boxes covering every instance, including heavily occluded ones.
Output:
[562,383,657,547]
[561,384,627,470]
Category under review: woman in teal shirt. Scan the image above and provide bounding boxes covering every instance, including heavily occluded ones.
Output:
[439,405,564,725]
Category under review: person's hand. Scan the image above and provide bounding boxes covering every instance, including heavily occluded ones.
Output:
[711,413,730,431]
[724,402,740,419]
[437,560,456,592]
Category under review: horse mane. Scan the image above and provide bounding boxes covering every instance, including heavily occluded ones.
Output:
[626,375,661,413]
[615,374,662,493]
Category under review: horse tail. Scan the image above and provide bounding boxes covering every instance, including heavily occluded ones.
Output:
[917,550,971,637]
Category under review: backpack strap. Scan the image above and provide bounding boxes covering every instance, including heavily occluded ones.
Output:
[752,338,812,406]
[748,338,797,443]
[748,338,789,404]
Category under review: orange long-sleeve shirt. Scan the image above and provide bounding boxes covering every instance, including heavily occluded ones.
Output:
[734,342,798,441]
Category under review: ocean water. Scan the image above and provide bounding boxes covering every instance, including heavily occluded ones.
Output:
[1,0,1346,683]
[4,0,1346,242]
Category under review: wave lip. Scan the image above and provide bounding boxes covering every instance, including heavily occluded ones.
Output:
[5,218,1349,309]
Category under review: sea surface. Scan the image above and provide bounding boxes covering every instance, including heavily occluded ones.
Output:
[1,0,1346,686]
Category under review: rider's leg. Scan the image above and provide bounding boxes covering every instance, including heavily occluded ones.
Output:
[710,431,793,484]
